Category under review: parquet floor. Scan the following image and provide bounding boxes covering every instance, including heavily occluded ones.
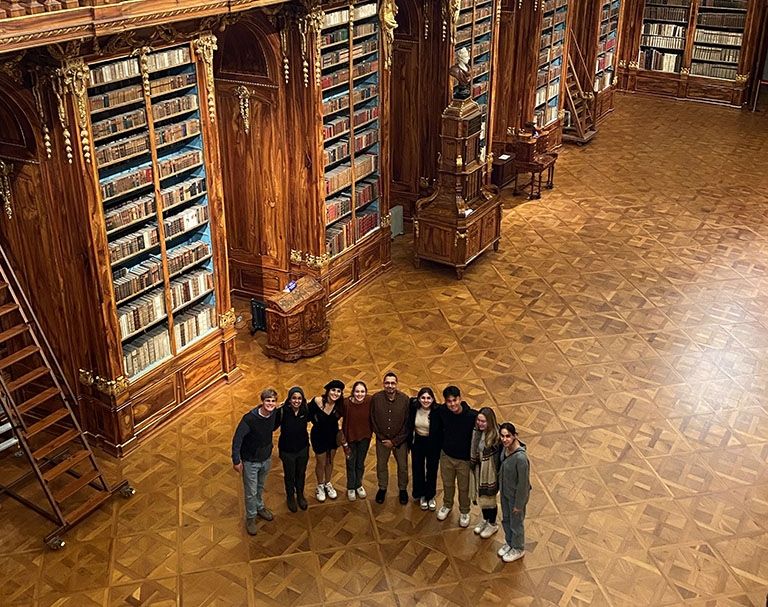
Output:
[2,94,768,606]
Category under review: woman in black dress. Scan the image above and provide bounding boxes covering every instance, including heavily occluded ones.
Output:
[309,379,344,502]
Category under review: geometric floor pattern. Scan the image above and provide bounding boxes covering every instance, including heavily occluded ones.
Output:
[2,94,768,606]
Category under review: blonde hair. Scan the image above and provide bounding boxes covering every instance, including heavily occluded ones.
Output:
[479,407,500,448]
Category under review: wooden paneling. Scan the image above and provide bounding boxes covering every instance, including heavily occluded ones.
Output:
[181,344,223,398]
[132,375,177,430]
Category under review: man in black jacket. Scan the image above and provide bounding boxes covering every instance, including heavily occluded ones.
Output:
[232,388,279,535]
[433,385,478,528]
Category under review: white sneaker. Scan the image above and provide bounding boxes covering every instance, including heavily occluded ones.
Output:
[502,548,525,563]
[347,489,356,501]
[480,523,499,539]
[497,543,511,557]
[459,513,470,528]
[420,497,429,510]
[325,482,337,500]
[316,484,326,502]
[473,519,488,535]
[428,498,436,511]
[436,506,451,521]
[356,486,367,498]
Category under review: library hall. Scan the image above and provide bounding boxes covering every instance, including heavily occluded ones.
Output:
[1,1,767,606]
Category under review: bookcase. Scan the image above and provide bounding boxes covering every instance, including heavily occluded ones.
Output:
[14,38,238,456]
[616,0,765,105]
[492,0,571,153]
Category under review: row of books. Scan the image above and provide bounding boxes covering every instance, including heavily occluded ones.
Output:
[355,207,379,241]
[354,104,379,126]
[700,0,746,8]
[354,38,379,60]
[326,193,352,225]
[599,35,617,55]
[170,269,214,311]
[644,6,689,22]
[152,94,198,121]
[167,240,211,275]
[354,127,378,152]
[158,149,203,179]
[163,204,209,239]
[324,8,350,29]
[151,72,197,97]
[646,0,690,6]
[325,217,354,257]
[118,288,166,338]
[323,47,350,69]
[355,177,379,208]
[355,3,377,21]
[123,326,171,378]
[90,83,143,113]
[105,194,156,234]
[109,224,159,265]
[354,23,377,41]
[324,153,378,196]
[324,115,350,139]
[96,133,150,167]
[101,164,153,202]
[322,68,350,91]
[692,45,740,63]
[146,47,191,73]
[113,255,163,303]
[93,108,147,141]
[352,59,378,80]
[324,138,350,166]
[161,176,207,209]
[323,91,351,115]
[596,51,615,72]
[697,12,745,28]
[156,118,201,146]
[641,34,686,51]
[174,303,216,350]
[694,29,742,45]
[90,57,140,87]
[321,27,349,48]
[639,49,682,72]
[642,23,686,37]
[595,69,614,92]
[690,62,737,79]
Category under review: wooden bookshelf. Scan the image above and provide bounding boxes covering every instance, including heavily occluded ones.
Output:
[616,0,766,105]
[493,0,571,154]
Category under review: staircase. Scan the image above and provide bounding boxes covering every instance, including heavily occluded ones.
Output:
[0,245,132,550]
[563,39,598,145]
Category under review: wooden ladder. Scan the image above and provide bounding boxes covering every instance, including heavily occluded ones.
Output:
[563,38,598,145]
[0,245,132,550]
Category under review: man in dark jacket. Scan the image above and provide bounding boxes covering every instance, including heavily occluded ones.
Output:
[232,388,279,535]
[433,385,478,528]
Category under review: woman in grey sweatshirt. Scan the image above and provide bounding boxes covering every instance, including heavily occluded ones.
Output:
[497,422,530,563]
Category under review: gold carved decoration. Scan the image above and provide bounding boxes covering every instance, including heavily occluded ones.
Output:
[133,46,153,96]
[51,72,74,164]
[290,249,304,263]
[413,219,420,239]
[193,34,218,122]
[305,252,330,269]
[558,108,565,120]
[735,73,749,83]
[298,0,324,88]
[0,54,24,85]
[680,67,689,75]
[379,0,399,71]
[234,86,252,135]
[423,0,430,39]
[618,59,626,68]
[79,369,129,396]
[454,230,467,246]
[442,0,461,42]
[381,212,392,228]
[60,58,92,164]
[0,160,13,220]
[628,61,639,69]
[456,154,463,170]
[32,71,53,160]
[219,308,236,329]
[279,28,290,84]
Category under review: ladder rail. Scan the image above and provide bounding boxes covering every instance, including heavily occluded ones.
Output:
[0,246,79,411]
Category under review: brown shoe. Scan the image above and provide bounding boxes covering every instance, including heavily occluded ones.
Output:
[297,494,308,510]
[246,518,258,535]
[257,508,274,521]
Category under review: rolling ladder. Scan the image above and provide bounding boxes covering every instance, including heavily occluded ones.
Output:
[0,245,133,550]
[563,38,598,145]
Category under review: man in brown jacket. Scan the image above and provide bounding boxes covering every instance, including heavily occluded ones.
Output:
[370,371,410,505]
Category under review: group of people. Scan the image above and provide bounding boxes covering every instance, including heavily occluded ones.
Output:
[231,372,531,563]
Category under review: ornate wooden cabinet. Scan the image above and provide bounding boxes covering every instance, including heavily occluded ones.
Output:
[569,0,623,123]
[413,97,502,278]
[389,0,501,219]
[0,35,238,456]
[493,0,572,154]
[616,0,766,106]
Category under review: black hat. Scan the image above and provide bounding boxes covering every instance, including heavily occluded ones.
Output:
[324,379,345,392]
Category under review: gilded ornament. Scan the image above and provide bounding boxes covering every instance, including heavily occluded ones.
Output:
[133,46,153,97]
[234,85,252,135]
[0,53,24,85]
[379,0,399,71]
[32,71,53,160]
[193,34,218,122]
[423,0,430,38]
[219,308,236,329]
[290,249,304,263]
[413,219,420,239]
[94,375,130,397]
[60,58,92,164]
[381,212,392,228]
[279,28,290,84]
[51,73,74,164]
[78,368,94,386]
[442,0,461,42]
[454,230,467,246]
[0,160,13,221]
[735,73,748,83]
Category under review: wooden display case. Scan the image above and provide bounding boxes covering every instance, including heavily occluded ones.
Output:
[616,0,766,106]
[414,98,502,278]
[493,0,571,155]
[0,37,239,456]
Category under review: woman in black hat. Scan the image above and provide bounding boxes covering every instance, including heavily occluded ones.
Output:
[309,379,345,502]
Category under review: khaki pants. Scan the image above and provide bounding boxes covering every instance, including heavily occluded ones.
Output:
[376,440,409,491]
[440,453,471,514]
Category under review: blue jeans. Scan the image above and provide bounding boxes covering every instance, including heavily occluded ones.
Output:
[501,503,526,550]
[242,458,271,518]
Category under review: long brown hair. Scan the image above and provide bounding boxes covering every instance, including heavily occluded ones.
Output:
[479,407,500,449]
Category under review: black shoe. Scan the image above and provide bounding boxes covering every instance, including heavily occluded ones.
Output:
[375,488,386,504]
[399,490,409,505]
[297,493,308,510]
[287,494,298,513]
